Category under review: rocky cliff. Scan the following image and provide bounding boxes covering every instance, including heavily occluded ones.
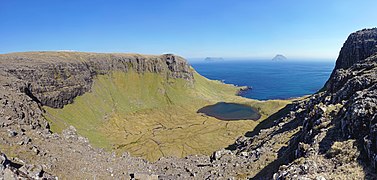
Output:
[267,28,377,179]
[0,52,193,109]
[333,28,377,70]
[325,29,377,169]
[0,51,193,135]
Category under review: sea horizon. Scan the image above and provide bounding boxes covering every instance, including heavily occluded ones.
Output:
[191,59,334,100]
[188,57,336,63]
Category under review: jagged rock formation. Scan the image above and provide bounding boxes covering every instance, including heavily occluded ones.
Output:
[324,28,377,172]
[333,28,377,70]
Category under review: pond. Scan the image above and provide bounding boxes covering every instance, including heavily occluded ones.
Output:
[197,102,261,121]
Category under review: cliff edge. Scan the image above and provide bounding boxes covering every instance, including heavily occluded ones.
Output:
[0,52,193,109]
[333,28,377,70]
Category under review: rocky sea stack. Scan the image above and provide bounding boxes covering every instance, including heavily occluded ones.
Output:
[1,28,377,179]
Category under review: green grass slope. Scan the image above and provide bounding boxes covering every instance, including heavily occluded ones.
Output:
[44,69,290,162]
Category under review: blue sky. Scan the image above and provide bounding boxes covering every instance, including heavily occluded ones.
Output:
[1,0,376,59]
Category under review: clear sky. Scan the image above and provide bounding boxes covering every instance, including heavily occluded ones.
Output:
[1,0,376,59]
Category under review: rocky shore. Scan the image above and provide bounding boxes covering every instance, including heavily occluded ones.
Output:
[236,86,252,96]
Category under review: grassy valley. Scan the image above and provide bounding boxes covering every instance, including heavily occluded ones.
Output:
[44,69,290,162]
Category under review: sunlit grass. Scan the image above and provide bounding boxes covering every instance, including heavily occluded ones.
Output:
[45,70,291,161]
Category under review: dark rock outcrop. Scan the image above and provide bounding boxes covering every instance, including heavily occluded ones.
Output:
[325,28,377,89]
[333,28,377,70]
[323,29,377,170]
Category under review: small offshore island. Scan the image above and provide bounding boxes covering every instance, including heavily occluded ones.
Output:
[272,54,287,61]
[204,57,225,61]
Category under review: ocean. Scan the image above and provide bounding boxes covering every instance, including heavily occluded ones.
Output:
[190,60,335,100]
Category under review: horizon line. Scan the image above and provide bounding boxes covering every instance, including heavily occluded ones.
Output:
[0,50,337,61]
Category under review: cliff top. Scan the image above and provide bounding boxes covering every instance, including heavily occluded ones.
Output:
[334,28,377,70]
[353,28,377,35]
[0,51,186,65]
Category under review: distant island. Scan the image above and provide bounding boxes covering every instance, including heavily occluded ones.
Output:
[272,54,287,61]
[204,57,224,61]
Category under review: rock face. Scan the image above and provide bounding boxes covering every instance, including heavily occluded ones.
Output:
[325,29,377,158]
[333,28,377,70]
[0,52,193,109]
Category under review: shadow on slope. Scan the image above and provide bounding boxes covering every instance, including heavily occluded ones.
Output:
[251,114,303,179]
[225,103,293,151]
[252,102,377,179]
[317,112,377,179]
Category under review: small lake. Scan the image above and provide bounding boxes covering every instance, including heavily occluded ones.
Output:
[197,102,261,121]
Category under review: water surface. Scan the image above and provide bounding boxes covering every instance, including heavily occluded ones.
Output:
[191,60,334,100]
[197,102,261,120]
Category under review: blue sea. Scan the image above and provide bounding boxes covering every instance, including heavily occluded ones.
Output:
[190,60,334,100]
